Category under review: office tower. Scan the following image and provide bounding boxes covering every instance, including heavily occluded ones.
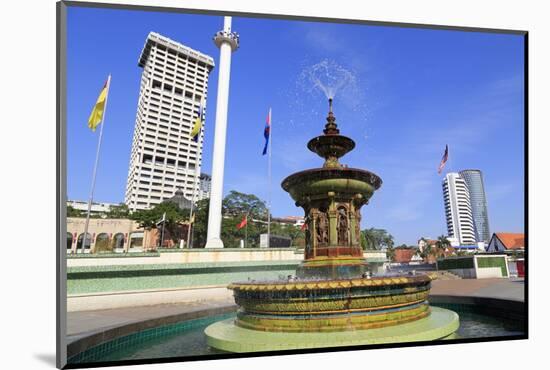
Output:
[442,173,476,245]
[125,32,215,211]
[459,169,491,243]
[198,173,212,200]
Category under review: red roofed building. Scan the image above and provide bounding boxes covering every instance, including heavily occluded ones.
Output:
[394,248,417,263]
[487,233,525,252]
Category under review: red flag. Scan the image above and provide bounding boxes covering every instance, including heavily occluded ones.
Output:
[438,145,449,174]
[236,215,247,230]
[301,222,308,231]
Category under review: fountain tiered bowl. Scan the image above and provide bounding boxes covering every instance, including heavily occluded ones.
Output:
[205,100,459,352]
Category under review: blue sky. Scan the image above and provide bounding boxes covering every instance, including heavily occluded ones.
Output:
[67,7,525,245]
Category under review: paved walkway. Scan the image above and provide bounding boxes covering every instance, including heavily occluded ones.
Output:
[67,297,235,344]
[66,277,524,345]
[431,277,524,302]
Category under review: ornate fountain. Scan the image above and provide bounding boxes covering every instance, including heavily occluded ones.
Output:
[205,100,459,352]
[283,98,381,279]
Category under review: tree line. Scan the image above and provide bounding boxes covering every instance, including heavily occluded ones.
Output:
[67,191,408,250]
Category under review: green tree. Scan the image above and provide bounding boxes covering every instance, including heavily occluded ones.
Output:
[130,202,188,245]
[106,203,130,219]
[188,191,307,248]
[190,198,209,248]
[435,235,451,258]
[67,205,83,217]
[360,231,368,250]
[222,191,268,220]
[361,228,394,250]
[269,222,303,246]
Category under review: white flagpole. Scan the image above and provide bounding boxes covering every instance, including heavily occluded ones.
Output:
[267,108,272,248]
[159,212,166,249]
[81,74,111,253]
[187,154,200,248]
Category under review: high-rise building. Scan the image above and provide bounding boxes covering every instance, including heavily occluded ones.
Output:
[459,169,491,243]
[442,173,476,245]
[125,32,215,211]
[198,173,212,200]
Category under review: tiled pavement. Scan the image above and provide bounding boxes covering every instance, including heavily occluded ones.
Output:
[430,277,524,302]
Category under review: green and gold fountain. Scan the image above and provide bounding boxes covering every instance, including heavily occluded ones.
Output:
[205,100,459,352]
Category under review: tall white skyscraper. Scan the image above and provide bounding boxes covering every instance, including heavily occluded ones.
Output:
[125,32,215,211]
[442,173,476,245]
[459,169,491,243]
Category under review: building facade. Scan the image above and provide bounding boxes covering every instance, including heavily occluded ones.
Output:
[198,173,212,200]
[125,32,215,211]
[442,173,476,245]
[67,217,140,253]
[459,169,491,243]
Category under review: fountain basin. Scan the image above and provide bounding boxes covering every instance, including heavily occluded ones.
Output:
[227,275,431,332]
[281,168,382,205]
[307,134,355,160]
[205,306,459,353]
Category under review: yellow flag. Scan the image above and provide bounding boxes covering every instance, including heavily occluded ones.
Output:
[190,98,204,142]
[190,116,202,142]
[88,78,109,131]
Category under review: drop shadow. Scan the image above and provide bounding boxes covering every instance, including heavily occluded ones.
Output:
[34,353,57,367]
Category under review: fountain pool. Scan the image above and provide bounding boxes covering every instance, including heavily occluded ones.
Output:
[67,303,524,364]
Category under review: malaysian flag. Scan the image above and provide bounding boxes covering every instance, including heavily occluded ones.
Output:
[262,108,272,155]
[438,145,449,174]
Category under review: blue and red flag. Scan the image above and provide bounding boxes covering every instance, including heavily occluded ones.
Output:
[438,144,449,174]
[262,108,272,155]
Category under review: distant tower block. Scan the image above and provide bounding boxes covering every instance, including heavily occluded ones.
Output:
[459,169,491,243]
[442,173,476,245]
[124,32,214,212]
[205,17,240,248]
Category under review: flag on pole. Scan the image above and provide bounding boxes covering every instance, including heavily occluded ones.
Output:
[190,98,205,142]
[88,78,110,132]
[438,145,449,174]
[156,212,166,226]
[236,215,247,230]
[262,108,272,155]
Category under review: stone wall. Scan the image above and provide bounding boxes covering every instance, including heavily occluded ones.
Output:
[67,260,302,295]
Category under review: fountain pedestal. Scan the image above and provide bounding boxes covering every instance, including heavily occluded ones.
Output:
[282,99,381,279]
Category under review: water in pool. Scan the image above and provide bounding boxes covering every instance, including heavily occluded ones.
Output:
[70,305,524,364]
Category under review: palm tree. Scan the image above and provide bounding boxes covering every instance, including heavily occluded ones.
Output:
[435,235,451,258]
[362,228,377,250]
[361,228,394,251]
